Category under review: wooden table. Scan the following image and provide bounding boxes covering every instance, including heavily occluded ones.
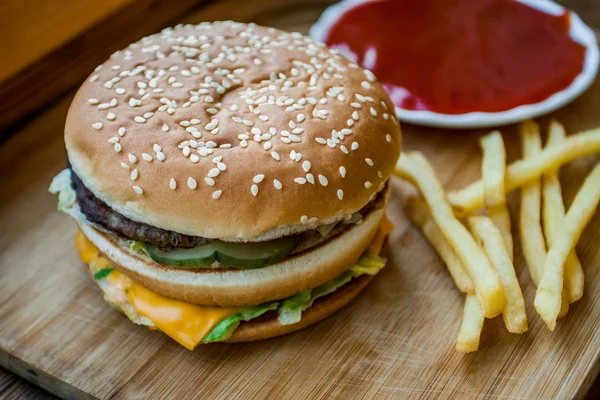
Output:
[1,0,600,399]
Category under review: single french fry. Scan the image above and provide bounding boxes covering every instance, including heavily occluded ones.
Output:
[480,130,513,259]
[519,121,569,320]
[448,129,600,212]
[405,196,474,294]
[481,131,507,207]
[489,206,513,261]
[535,164,600,330]
[396,152,505,318]
[456,294,485,353]
[468,216,527,334]
[519,121,547,285]
[543,120,584,303]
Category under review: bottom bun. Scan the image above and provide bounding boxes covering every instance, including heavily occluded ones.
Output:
[227,274,373,342]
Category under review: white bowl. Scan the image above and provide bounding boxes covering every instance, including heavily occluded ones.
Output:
[310,0,600,129]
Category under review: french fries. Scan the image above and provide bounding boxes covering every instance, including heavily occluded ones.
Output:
[448,128,600,212]
[468,216,527,334]
[535,164,600,330]
[394,119,599,351]
[543,120,584,303]
[456,294,485,353]
[405,196,474,294]
[519,121,569,319]
[396,153,505,318]
[480,130,513,259]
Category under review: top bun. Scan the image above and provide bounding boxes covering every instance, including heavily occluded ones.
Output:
[66,21,401,239]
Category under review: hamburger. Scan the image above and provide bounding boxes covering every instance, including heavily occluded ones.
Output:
[49,21,402,350]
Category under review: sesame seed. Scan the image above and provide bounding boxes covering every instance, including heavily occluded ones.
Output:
[169,178,177,190]
[188,177,197,189]
[386,134,392,142]
[294,177,307,184]
[302,160,311,172]
[340,145,349,154]
[190,154,200,163]
[351,142,359,150]
[130,169,139,180]
[120,162,130,170]
[88,98,99,105]
[156,152,165,161]
[253,174,265,184]
[118,127,126,136]
[383,113,389,120]
[351,102,361,108]
[300,215,309,224]
[339,166,346,177]
[271,151,281,161]
[212,190,223,199]
[337,190,344,200]
[116,88,126,95]
[263,142,272,150]
[92,122,103,130]
[347,119,354,127]
[370,107,377,116]
[297,113,306,122]
[308,217,318,224]
[133,186,143,195]
[128,154,137,163]
[107,112,116,120]
[273,179,282,190]
[361,81,371,89]
[306,173,315,184]
[108,137,119,144]
[180,120,191,127]
[365,158,374,166]
[315,138,326,144]
[378,171,383,178]
[365,181,372,189]
[143,112,154,119]
[142,153,153,161]
[205,177,215,186]
[352,111,359,120]
[318,175,328,186]
[208,168,220,178]
[134,116,146,123]
[162,124,170,132]
[251,184,259,196]
[114,143,122,152]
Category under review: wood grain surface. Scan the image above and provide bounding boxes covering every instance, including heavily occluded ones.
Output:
[1,0,600,399]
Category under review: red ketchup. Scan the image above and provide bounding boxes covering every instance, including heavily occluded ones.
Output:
[324,0,586,114]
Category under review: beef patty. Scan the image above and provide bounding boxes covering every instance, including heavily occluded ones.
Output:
[71,169,385,249]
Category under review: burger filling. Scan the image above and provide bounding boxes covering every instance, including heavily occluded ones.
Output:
[76,216,392,350]
[52,169,387,270]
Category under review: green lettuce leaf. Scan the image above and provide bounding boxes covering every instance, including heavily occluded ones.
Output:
[277,252,387,326]
[49,169,76,211]
[202,302,279,343]
[349,251,387,276]
[278,290,312,325]
[94,268,113,280]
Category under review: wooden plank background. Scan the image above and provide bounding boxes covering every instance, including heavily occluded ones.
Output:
[1,0,600,399]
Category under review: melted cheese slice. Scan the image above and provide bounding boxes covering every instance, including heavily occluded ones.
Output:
[75,216,393,350]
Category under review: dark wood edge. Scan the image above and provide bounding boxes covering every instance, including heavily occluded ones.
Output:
[0,350,94,400]
[0,0,209,141]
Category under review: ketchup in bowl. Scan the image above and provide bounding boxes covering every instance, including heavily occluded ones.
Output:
[323,0,587,115]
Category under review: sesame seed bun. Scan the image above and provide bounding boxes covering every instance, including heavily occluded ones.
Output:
[77,185,388,307]
[65,21,401,240]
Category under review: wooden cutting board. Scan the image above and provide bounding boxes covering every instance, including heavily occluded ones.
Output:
[1,1,600,398]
